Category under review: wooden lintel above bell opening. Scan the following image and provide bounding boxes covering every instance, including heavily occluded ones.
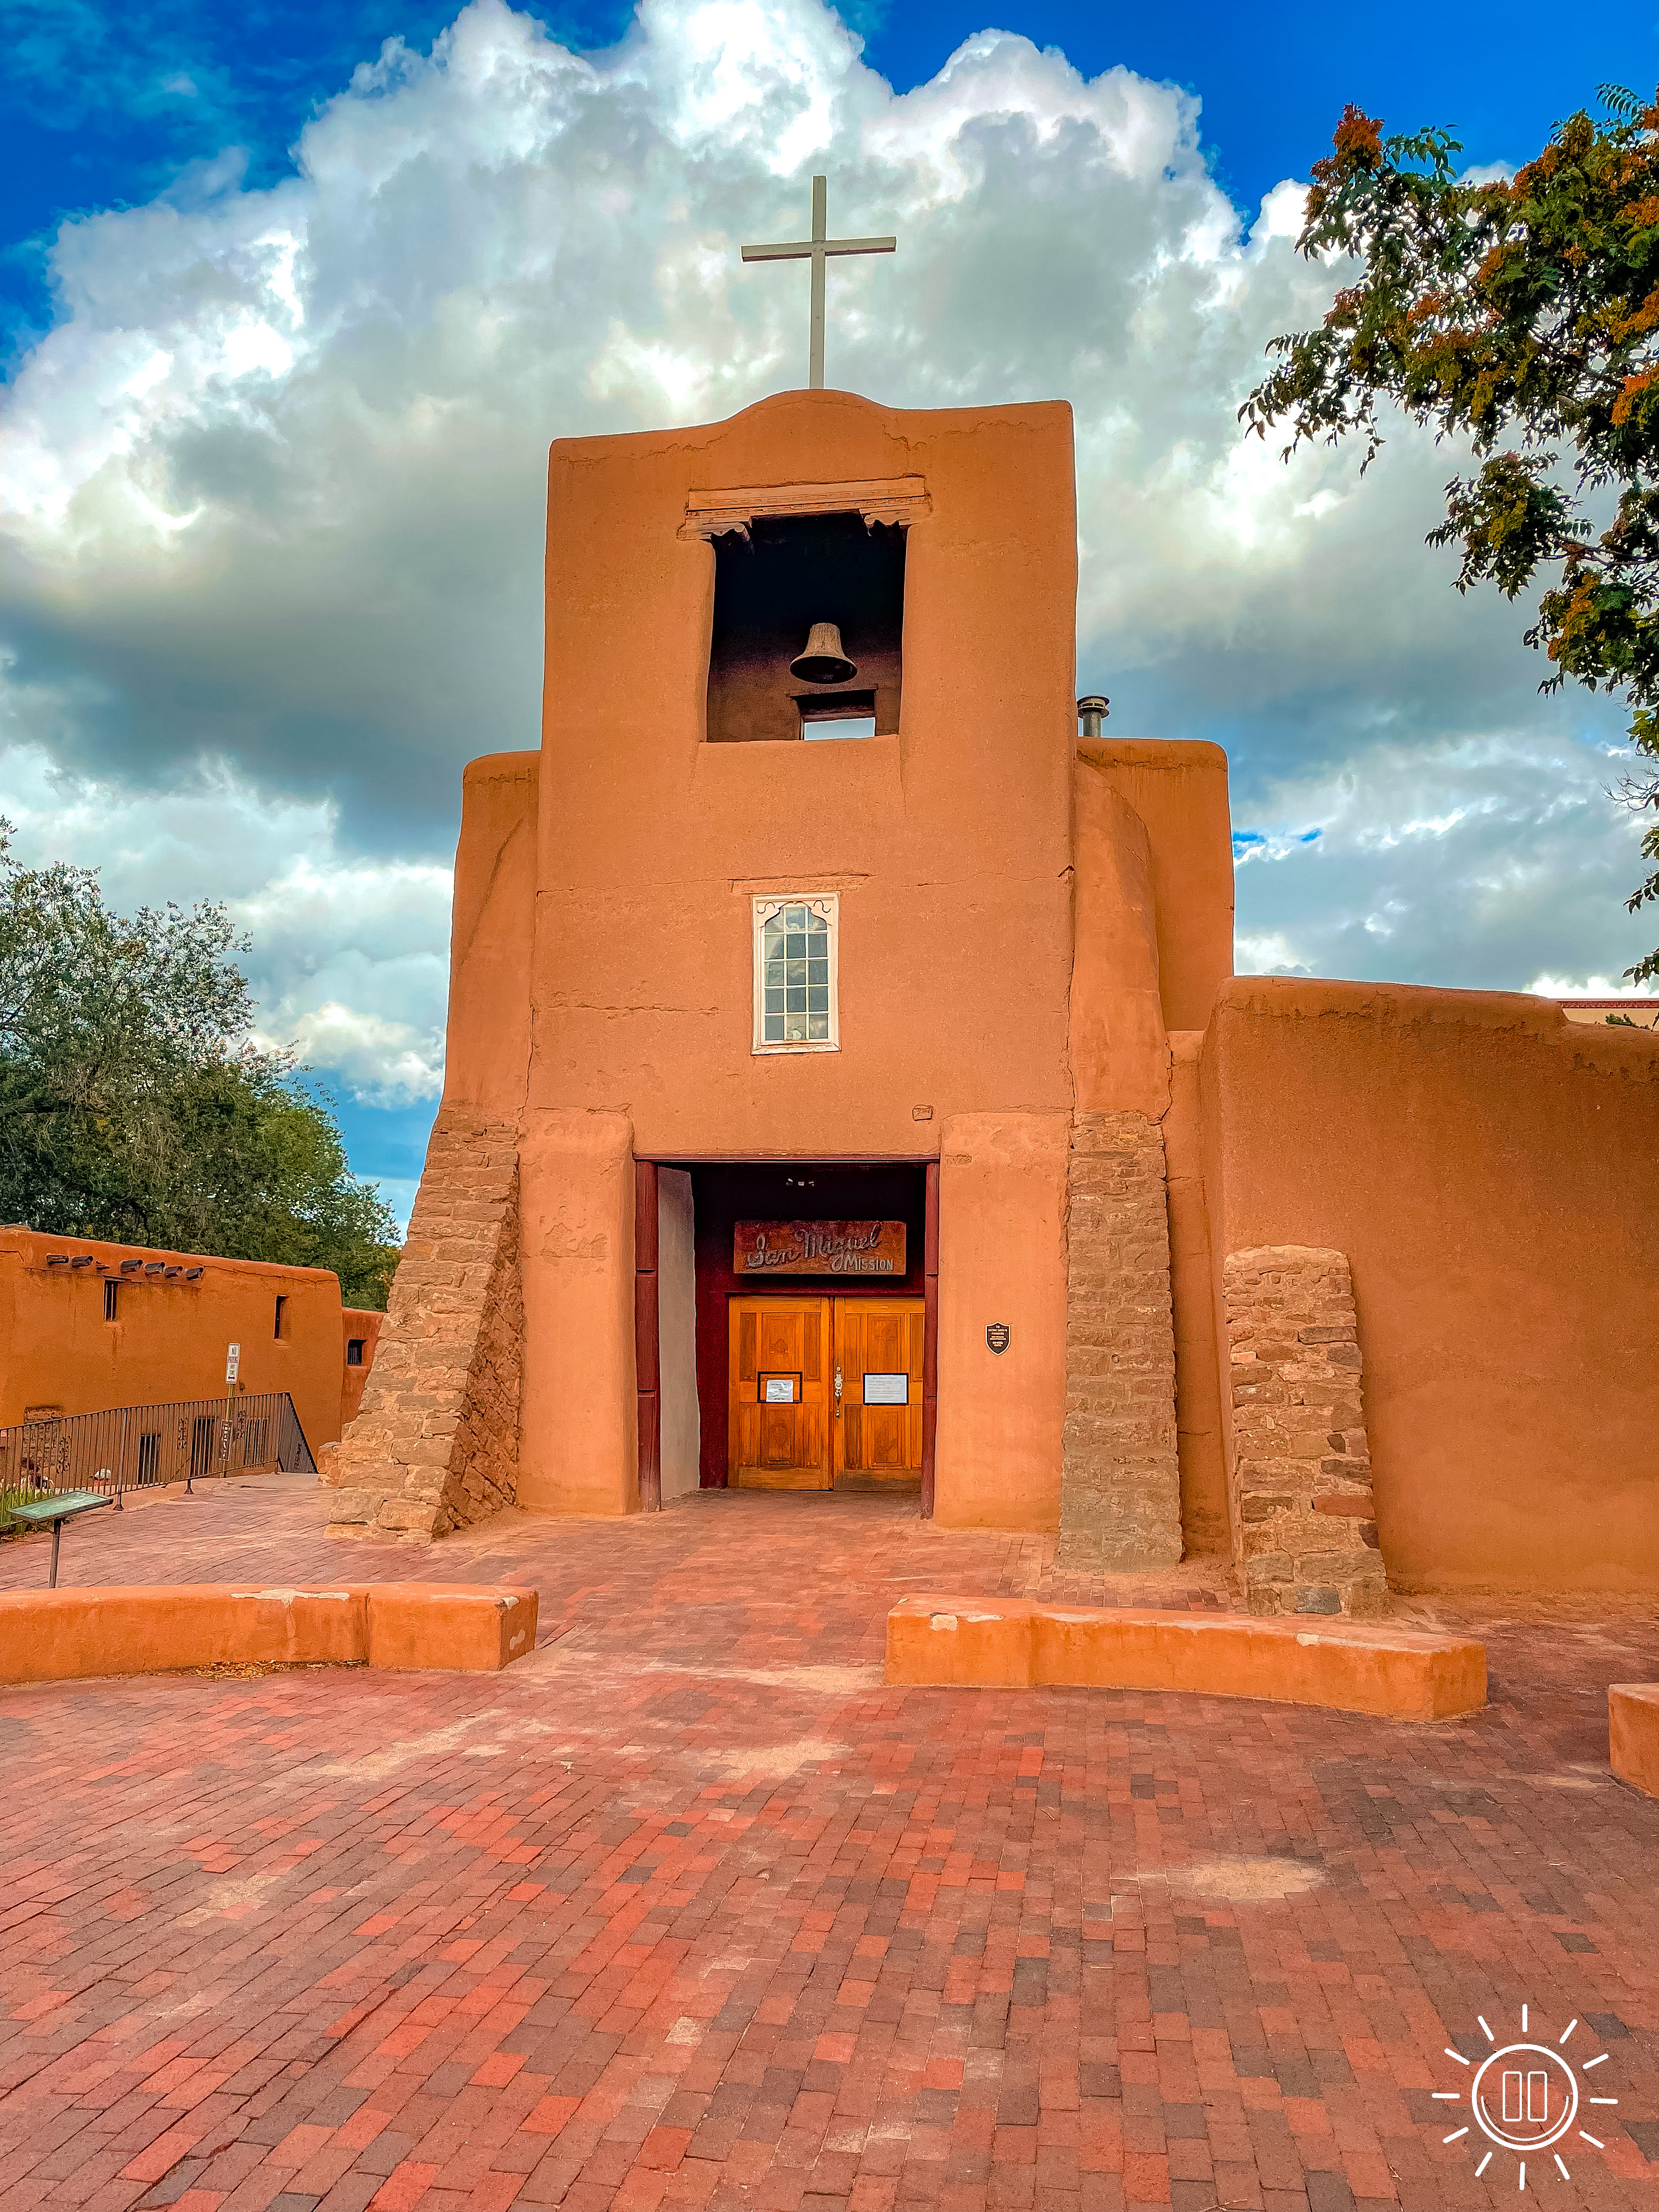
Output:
[680,475,930,543]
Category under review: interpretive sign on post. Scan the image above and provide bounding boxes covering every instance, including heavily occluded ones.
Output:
[735,1221,906,1277]
[219,1343,242,1488]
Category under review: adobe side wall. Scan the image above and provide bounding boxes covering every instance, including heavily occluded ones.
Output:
[442,751,539,1118]
[1200,978,1659,1591]
[517,1109,637,1517]
[934,1112,1069,1531]
[0,1229,346,1452]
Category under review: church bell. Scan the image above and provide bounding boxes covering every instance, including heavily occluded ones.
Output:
[789,622,857,686]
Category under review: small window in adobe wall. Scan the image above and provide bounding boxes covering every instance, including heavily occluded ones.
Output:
[346,1338,365,1366]
[274,1294,287,1339]
[753,894,838,1053]
[707,511,904,744]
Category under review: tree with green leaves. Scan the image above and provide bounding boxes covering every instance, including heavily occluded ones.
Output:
[0,830,401,1306]
[1242,87,1659,974]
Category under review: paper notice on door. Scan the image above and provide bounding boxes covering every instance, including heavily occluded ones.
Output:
[763,1376,798,1403]
[863,1373,909,1405]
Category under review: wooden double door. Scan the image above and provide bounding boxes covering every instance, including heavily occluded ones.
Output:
[728,1295,925,1488]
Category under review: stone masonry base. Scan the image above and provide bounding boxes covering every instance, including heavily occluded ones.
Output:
[1056,1110,1183,1571]
[319,1113,522,1542]
[1223,1244,1387,1617]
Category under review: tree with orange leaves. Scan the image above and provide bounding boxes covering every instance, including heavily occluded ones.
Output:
[1243,89,1659,976]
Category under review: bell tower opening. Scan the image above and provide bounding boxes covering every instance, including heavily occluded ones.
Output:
[705,510,905,744]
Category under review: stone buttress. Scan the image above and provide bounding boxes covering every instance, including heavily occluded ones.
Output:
[1223,1245,1385,1616]
[1058,1108,1182,1567]
[319,1115,522,1541]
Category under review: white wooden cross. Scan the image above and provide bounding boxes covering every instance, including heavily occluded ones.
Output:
[742,176,896,390]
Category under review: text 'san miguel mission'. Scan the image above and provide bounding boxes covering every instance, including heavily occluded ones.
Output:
[735,1220,906,1276]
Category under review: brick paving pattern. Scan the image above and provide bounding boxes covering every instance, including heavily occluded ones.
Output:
[0,1475,1655,2212]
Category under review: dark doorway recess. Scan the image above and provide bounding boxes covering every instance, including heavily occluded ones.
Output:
[691,1161,927,1489]
[706,512,905,744]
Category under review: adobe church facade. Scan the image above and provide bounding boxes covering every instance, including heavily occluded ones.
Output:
[321,388,1659,1609]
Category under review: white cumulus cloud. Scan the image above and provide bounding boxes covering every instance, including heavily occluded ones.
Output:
[0,0,1649,1128]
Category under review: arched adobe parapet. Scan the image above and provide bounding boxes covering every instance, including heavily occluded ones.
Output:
[1075,737,1233,1036]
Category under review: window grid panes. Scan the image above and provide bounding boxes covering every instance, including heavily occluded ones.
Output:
[761,902,831,1045]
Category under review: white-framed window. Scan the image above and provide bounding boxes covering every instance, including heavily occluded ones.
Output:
[753,894,839,1053]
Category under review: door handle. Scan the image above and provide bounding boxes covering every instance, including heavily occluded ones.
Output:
[833,1367,843,1407]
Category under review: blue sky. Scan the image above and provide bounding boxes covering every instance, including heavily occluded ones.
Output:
[7,0,1653,353]
[4,0,1658,1227]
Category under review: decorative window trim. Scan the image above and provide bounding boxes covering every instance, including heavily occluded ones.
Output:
[682,476,929,543]
[753,894,839,1055]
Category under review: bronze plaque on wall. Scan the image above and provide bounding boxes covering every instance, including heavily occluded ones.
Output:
[735,1220,907,1278]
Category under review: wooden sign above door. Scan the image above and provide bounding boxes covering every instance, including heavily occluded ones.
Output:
[735,1220,907,1278]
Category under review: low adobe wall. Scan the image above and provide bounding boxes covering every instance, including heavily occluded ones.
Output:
[1610,1685,1659,1799]
[886,1594,1485,1720]
[0,1229,348,1449]
[0,1582,538,1685]
[1201,980,1659,1593]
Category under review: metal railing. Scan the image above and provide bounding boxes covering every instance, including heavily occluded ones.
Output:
[0,1391,315,1523]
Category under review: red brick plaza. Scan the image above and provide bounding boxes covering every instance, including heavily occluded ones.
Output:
[1,1479,1655,2212]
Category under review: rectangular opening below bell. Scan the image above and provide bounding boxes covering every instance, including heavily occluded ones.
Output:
[806,716,876,741]
[799,689,876,741]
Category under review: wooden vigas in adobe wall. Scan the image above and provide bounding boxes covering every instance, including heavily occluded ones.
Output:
[0,1226,355,1453]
